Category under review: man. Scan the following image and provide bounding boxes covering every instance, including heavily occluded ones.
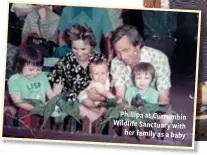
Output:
[142,10,178,59]
[110,25,171,105]
[10,3,33,19]
[169,0,205,83]
[56,6,114,58]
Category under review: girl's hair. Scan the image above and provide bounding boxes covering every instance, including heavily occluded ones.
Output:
[14,45,44,73]
[132,62,155,84]
[89,59,108,73]
[64,24,97,47]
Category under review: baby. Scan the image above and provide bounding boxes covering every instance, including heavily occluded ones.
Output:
[78,59,115,116]
[125,62,159,105]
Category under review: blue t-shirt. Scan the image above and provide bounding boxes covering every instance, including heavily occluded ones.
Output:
[125,86,159,104]
[59,6,114,53]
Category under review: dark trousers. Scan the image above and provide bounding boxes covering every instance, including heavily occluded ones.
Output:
[144,35,177,60]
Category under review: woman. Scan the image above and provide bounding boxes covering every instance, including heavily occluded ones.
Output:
[48,24,106,127]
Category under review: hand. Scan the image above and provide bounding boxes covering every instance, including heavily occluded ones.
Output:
[123,104,130,111]
[38,7,47,19]
[32,38,42,45]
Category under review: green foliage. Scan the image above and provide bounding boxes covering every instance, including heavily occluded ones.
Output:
[59,100,81,123]
[99,98,128,132]
[19,99,45,119]
[19,93,81,129]
[99,95,176,140]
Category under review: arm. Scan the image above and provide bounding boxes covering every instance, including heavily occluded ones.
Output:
[46,89,55,99]
[158,88,170,105]
[115,87,125,98]
[105,33,114,63]
[21,13,31,43]
[53,83,64,96]
[47,57,66,96]
[102,9,114,62]
[8,76,34,111]
[10,95,34,111]
[58,31,67,46]
[58,7,69,46]
[154,0,161,8]
[110,58,127,98]
[156,53,171,105]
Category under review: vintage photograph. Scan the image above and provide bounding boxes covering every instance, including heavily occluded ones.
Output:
[2,2,200,149]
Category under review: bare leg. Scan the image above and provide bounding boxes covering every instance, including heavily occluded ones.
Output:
[79,105,101,134]
[82,99,104,115]
[79,105,99,123]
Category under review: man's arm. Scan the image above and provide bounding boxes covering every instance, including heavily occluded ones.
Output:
[155,51,171,105]
[58,31,67,46]
[115,87,125,98]
[110,58,127,99]
[158,88,170,105]
[21,13,31,43]
[104,33,114,63]
[58,7,69,46]
[102,8,114,62]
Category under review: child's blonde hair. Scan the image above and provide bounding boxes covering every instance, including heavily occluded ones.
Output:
[89,59,108,74]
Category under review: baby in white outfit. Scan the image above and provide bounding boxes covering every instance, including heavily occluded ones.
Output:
[78,59,115,116]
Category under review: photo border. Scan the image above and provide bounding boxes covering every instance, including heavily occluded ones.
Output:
[0,0,202,150]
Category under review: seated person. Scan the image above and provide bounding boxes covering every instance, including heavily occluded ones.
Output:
[78,59,115,117]
[10,3,33,18]
[10,3,34,26]
[125,62,159,104]
[7,45,54,127]
[55,6,114,58]
[22,4,60,44]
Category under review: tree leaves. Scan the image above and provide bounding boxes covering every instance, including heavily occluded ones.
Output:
[19,99,45,119]
[98,98,126,107]
[19,93,81,130]
[99,96,177,141]
[59,100,81,124]
[40,95,58,129]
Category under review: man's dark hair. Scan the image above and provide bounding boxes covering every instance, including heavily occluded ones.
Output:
[111,25,144,48]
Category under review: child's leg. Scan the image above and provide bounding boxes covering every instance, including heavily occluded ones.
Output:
[79,105,100,133]
[79,105,99,123]
[82,99,100,114]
